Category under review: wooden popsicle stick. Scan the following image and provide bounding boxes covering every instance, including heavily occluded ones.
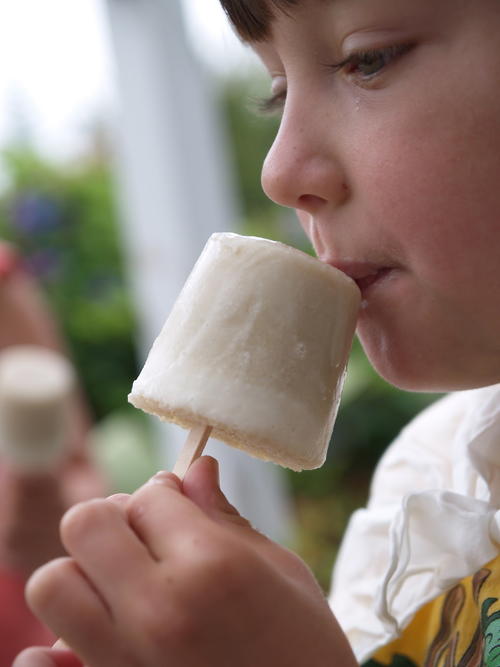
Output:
[172,424,212,479]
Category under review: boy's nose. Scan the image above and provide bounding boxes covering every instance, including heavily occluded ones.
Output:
[261,114,348,215]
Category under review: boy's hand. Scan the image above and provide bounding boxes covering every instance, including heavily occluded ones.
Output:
[16,457,356,667]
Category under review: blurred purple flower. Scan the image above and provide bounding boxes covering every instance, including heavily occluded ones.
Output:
[10,191,63,234]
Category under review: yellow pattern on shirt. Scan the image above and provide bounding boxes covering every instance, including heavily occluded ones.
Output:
[370,553,500,666]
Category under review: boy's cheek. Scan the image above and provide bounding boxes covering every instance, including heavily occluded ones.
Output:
[295,211,323,256]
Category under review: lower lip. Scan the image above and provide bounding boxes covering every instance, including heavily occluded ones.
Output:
[355,268,393,296]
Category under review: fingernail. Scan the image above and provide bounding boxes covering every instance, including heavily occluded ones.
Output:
[191,455,219,483]
[207,456,220,484]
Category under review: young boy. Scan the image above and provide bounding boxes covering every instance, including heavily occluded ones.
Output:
[15,0,500,664]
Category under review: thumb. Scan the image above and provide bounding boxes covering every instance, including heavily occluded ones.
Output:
[182,456,252,529]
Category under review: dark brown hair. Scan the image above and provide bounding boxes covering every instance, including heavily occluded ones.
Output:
[219,0,299,41]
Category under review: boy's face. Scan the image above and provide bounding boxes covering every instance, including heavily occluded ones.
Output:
[253,0,500,391]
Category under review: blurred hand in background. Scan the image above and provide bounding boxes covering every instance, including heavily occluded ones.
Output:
[0,240,108,664]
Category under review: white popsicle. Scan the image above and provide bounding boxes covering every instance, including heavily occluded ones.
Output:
[129,233,360,474]
[0,345,75,471]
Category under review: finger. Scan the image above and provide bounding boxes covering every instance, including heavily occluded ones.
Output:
[26,557,113,666]
[126,470,210,559]
[182,457,252,530]
[60,498,153,600]
[13,646,83,667]
[106,493,130,512]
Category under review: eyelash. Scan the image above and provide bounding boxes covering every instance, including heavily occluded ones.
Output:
[331,42,414,78]
[257,43,414,114]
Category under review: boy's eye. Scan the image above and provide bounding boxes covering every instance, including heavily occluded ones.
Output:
[255,43,413,115]
[257,89,287,114]
[334,43,414,80]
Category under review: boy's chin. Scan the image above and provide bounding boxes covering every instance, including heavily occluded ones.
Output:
[358,336,493,394]
[374,366,455,394]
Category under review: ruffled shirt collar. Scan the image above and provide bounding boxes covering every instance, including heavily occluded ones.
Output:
[329,384,500,663]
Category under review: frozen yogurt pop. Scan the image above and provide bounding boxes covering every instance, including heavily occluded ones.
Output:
[129,233,360,475]
[0,345,75,471]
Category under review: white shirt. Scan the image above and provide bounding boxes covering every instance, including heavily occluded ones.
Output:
[329,383,500,663]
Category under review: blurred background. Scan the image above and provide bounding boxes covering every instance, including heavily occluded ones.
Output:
[0,0,438,591]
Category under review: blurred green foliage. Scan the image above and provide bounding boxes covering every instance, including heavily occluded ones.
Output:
[0,146,139,422]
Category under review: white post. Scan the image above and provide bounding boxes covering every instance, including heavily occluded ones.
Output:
[103,0,292,543]
[104,0,237,342]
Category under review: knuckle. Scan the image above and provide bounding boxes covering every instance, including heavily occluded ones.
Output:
[126,496,148,527]
[60,498,112,549]
[25,557,75,613]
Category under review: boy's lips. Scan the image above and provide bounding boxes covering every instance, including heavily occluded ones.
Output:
[327,261,394,294]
